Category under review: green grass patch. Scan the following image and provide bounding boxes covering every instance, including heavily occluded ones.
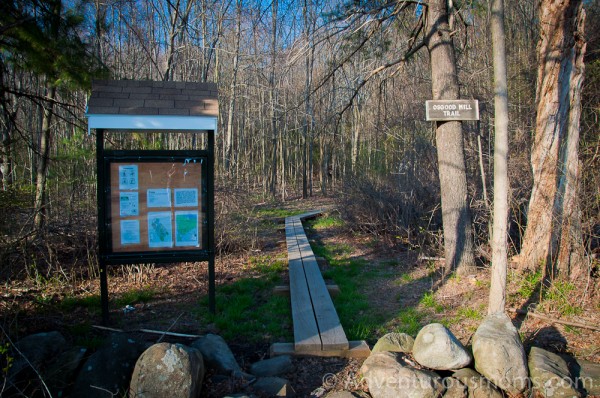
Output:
[114,288,157,307]
[195,257,291,342]
[541,280,583,316]
[312,240,383,341]
[60,294,102,313]
[307,215,345,230]
[68,322,105,350]
[393,308,425,336]
[456,306,484,321]
[420,292,445,313]
[247,254,287,274]
[517,270,543,299]
[253,208,305,218]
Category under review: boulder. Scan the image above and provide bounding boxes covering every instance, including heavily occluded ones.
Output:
[192,334,246,378]
[325,392,371,398]
[573,359,600,395]
[360,351,444,398]
[452,368,503,398]
[413,324,471,370]
[129,342,204,398]
[528,347,580,398]
[472,313,528,395]
[372,332,415,354]
[71,333,146,398]
[251,376,295,397]
[249,355,294,377]
[44,346,88,396]
[443,377,467,398]
[8,331,68,382]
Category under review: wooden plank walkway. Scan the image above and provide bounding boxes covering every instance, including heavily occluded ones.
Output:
[272,210,369,358]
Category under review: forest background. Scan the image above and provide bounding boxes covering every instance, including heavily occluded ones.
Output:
[0,0,599,294]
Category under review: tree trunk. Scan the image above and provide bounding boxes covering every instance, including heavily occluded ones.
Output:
[269,0,278,198]
[489,0,509,315]
[224,0,242,175]
[517,0,586,280]
[33,85,56,232]
[426,0,476,275]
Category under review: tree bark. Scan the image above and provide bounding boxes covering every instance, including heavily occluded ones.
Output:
[33,84,56,232]
[517,0,586,279]
[489,0,509,315]
[426,0,476,275]
[224,0,242,175]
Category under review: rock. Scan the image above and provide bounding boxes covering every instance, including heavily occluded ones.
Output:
[71,333,146,398]
[572,359,600,395]
[129,342,204,398]
[529,347,580,398]
[443,377,467,398]
[325,392,371,398]
[249,355,294,377]
[8,331,68,382]
[452,368,503,398]
[472,313,529,395]
[44,346,88,396]
[372,332,415,354]
[360,351,444,398]
[413,323,471,370]
[192,334,245,377]
[251,376,295,397]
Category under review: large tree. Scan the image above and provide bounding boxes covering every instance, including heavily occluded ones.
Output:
[517,0,587,279]
[426,0,476,275]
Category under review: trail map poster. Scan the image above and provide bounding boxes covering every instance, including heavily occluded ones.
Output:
[105,157,206,253]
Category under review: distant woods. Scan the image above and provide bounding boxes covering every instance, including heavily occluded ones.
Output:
[0,1,598,282]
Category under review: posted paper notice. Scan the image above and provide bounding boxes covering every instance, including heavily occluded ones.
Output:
[147,188,171,208]
[119,192,139,217]
[175,211,199,247]
[119,165,138,190]
[148,212,173,248]
[174,188,198,207]
[120,220,140,245]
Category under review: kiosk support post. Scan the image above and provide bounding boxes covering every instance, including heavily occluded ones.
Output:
[208,130,216,314]
[96,129,110,325]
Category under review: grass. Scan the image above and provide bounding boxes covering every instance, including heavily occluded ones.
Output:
[541,280,583,316]
[253,208,306,218]
[195,257,292,342]
[307,215,345,230]
[517,270,543,299]
[58,287,157,314]
[310,238,387,341]
[420,291,445,313]
[393,308,425,336]
[68,322,105,350]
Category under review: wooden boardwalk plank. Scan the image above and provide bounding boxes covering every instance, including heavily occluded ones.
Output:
[284,211,349,352]
[302,257,349,350]
[288,258,322,352]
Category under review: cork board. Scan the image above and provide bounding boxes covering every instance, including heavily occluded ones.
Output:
[107,159,205,252]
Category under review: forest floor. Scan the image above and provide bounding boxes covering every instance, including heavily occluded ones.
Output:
[1,195,599,397]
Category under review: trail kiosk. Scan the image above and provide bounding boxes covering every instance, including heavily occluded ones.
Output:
[86,80,218,323]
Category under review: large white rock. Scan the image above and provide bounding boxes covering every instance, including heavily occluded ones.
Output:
[472,313,529,395]
[360,351,444,398]
[129,342,204,398]
[413,323,472,370]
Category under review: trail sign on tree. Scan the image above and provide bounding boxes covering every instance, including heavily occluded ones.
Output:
[425,100,480,121]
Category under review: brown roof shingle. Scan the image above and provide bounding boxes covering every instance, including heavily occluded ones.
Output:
[87,80,218,117]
